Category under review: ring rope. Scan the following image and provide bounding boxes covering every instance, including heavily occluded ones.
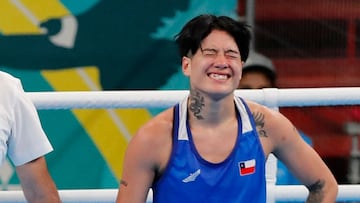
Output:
[27,87,360,109]
[1,185,360,202]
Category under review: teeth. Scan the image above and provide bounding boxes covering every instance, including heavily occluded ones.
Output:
[209,73,228,80]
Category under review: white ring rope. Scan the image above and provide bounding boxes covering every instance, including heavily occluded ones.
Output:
[1,185,360,202]
[2,87,359,202]
[27,87,360,109]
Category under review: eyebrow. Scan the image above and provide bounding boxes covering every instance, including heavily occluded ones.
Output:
[201,47,240,55]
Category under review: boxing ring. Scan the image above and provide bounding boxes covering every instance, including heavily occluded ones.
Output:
[1,87,360,202]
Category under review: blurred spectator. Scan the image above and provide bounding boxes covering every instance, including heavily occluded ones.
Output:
[238,51,276,89]
[238,51,313,185]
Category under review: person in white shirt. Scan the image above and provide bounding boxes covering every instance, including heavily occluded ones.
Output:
[0,71,61,203]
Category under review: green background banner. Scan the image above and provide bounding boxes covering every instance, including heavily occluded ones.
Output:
[0,0,237,189]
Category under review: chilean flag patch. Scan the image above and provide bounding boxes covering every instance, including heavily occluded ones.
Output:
[239,159,256,176]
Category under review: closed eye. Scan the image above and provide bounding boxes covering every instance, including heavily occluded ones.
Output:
[201,48,217,56]
[224,50,240,59]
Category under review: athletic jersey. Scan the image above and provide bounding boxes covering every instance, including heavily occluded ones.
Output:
[0,71,53,166]
[152,96,266,203]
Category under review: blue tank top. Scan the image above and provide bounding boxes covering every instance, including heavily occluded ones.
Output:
[152,96,266,203]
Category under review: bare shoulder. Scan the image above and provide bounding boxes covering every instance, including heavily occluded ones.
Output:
[244,100,300,154]
[127,107,174,169]
[244,100,286,129]
[135,107,174,143]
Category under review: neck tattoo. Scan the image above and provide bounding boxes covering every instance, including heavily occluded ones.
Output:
[189,90,205,120]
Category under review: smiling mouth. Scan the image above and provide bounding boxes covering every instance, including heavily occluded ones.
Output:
[208,73,229,80]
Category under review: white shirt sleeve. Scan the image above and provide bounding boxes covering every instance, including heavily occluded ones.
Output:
[0,72,53,166]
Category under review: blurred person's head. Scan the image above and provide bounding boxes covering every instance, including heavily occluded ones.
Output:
[238,51,276,89]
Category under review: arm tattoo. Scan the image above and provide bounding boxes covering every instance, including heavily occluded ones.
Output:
[252,112,267,137]
[189,90,204,120]
[306,180,325,203]
[120,179,128,187]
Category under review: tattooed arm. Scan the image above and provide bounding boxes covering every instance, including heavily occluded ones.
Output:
[249,102,338,202]
[306,180,325,202]
[252,111,267,138]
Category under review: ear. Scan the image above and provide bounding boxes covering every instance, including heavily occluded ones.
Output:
[182,56,191,76]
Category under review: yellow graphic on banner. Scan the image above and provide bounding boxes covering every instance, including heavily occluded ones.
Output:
[42,67,152,178]
[0,0,68,34]
[20,0,69,21]
[0,1,40,34]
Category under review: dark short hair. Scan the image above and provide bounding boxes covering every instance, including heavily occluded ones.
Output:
[242,65,277,87]
[175,14,251,62]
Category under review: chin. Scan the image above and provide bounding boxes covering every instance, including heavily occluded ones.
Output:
[207,89,233,100]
